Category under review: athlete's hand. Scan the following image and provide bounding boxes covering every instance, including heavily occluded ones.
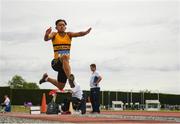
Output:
[45,27,52,35]
[86,27,92,34]
[44,27,52,41]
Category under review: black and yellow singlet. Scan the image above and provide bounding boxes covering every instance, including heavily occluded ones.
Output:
[51,33,71,59]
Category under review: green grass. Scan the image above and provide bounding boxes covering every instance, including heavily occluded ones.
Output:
[11,105,30,113]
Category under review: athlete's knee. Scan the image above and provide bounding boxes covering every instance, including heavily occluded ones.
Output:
[57,83,65,90]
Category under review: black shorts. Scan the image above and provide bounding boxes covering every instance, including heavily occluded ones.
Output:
[51,59,67,84]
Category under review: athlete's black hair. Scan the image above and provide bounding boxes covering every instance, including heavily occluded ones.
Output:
[55,19,67,26]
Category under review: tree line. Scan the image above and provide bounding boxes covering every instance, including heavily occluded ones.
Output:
[8,75,40,89]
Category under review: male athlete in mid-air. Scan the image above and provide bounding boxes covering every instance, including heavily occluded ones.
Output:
[39,19,91,90]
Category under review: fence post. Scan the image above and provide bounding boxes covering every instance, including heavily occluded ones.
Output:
[102,91,104,107]
[108,91,110,110]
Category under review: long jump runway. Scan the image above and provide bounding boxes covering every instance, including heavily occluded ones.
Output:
[0,111,180,123]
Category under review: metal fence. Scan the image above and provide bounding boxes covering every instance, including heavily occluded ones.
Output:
[0,87,180,110]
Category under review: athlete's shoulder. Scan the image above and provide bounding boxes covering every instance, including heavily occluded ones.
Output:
[66,32,72,35]
[51,32,57,37]
[49,32,57,39]
[66,32,73,39]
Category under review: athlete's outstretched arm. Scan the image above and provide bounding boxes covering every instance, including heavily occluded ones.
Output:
[68,27,92,38]
[44,27,56,41]
[44,27,52,41]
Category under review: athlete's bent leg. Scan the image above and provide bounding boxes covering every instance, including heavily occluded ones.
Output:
[47,77,65,90]
[39,73,66,90]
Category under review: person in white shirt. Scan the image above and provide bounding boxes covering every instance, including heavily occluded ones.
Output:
[61,74,86,114]
[89,64,102,113]
[1,95,11,112]
[71,82,83,100]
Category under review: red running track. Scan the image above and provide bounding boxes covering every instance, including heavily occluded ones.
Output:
[0,111,180,123]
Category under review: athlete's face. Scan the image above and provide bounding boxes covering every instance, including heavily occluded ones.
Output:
[56,21,66,32]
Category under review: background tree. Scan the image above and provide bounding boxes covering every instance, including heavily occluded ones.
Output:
[8,75,40,89]
[23,82,40,89]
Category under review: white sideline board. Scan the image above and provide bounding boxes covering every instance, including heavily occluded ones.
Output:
[30,106,41,114]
